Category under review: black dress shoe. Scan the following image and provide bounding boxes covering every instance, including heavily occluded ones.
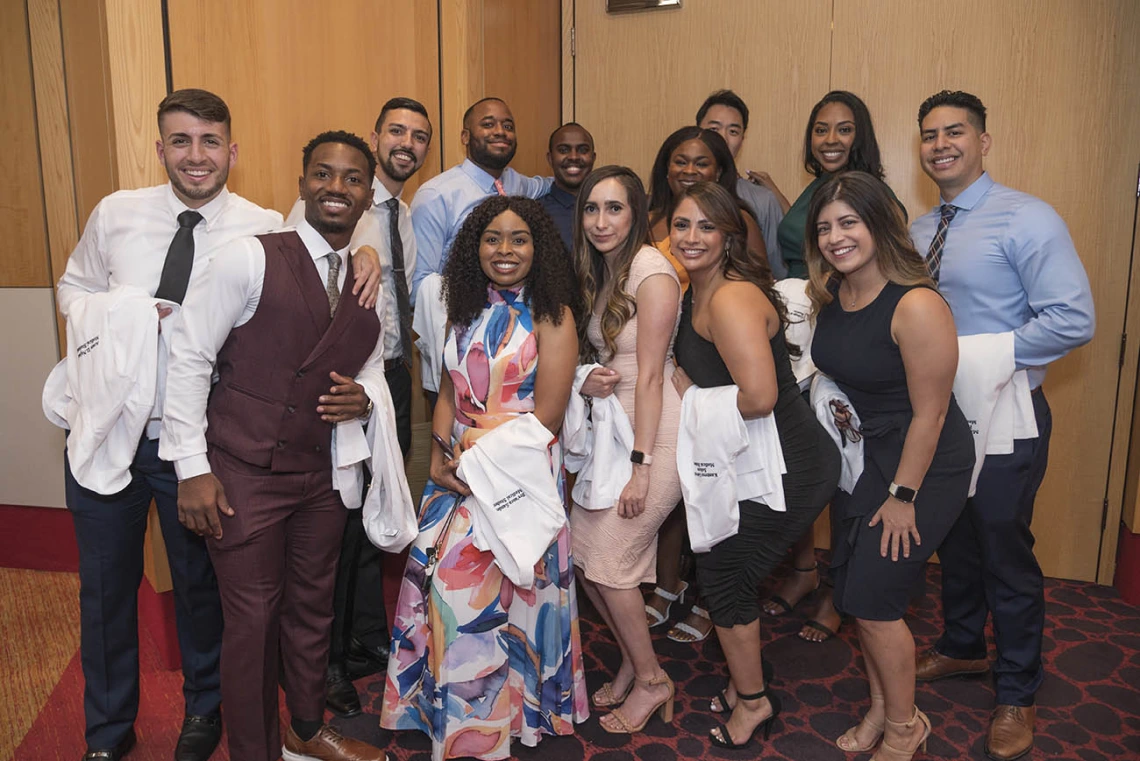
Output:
[326,662,362,717]
[345,636,390,680]
[174,714,222,761]
[82,727,136,760]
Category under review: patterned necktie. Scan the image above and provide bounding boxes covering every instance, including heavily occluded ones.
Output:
[325,253,341,317]
[385,198,414,366]
[154,210,203,304]
[493,178,507,196]
[925,203,958,283]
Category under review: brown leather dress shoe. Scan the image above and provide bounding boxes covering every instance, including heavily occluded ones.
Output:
[282,724,386,761]
[985,704,1035,760]
[915,648,989,681]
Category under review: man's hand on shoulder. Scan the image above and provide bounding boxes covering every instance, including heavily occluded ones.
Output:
[350,245,382,309]
[318,371,370,423]
[177,473,234,539]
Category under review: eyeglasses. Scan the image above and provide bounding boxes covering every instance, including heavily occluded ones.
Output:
[829,399,862,445]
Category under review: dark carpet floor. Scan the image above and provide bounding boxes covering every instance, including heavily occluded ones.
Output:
[335,561,1140,761]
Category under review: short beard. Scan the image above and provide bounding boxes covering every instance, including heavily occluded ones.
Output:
[381,154,418,182]
[168,170,226,203]
[470,142,516,172]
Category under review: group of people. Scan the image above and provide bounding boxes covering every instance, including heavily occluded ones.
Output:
[47,82,1094,761]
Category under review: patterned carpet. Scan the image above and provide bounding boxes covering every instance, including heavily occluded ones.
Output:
[6,562,1140,760]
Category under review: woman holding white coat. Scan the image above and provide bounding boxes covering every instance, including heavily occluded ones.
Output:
[670,181,839,750]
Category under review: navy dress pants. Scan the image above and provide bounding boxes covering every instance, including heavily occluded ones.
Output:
[934,389,1053,706]
[329,361,410,665]
[65,436,223,749]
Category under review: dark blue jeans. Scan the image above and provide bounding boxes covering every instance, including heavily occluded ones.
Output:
[66,435,223,748]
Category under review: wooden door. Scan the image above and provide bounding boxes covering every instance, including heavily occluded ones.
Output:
[567,0,1140,581]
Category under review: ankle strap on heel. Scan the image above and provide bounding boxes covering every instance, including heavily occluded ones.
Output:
[735,687,770,702]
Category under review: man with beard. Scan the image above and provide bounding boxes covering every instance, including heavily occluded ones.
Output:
[285,98,432,716]
[161,131,389,761]
[540,122,596,251]
[53,89,282,761]
[409,97,552,300]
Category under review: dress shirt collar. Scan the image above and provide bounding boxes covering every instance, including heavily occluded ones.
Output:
[164,184,230,231]
[459,158,503,194]
[940,171,994,212]
[545,184,576,208]
[370,175,398,208]
[295,216,350,266]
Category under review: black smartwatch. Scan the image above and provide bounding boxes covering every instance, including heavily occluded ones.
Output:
[888,482,917,503]
[630,449,654,466]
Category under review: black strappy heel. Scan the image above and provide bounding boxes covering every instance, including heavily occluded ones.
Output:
[710,658,775,713]
[709,687,782,749]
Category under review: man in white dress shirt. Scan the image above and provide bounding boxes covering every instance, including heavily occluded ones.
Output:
[54,89,281,761]
[161,131,388,761]
[285,98,432,715]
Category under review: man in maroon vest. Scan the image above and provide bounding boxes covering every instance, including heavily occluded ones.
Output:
[161,131,389,761]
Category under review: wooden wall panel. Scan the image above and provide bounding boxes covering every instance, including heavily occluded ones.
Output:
[483,0,562,177]
[831,0,1140,582]
[440,0,485,171]
[572,0,833,194]
[0,0,51,287]
[59,0,118,228]
[105,0,167,190]
[29,0,81,344]
[167,0,443,216]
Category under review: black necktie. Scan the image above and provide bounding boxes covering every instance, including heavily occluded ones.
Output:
[385,198,414,366]
[925,204,958,283]
[154,210,204,303]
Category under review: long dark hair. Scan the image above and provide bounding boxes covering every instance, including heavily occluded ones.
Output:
[443,196,579,327]
[802,90,884,179]
[803,171,933,314]
[573,165,652,363]
[647,127,742,224]
[670,181,798,357]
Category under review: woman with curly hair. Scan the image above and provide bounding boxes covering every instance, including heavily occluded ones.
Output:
[643,126,770,647]
[570,165,682,735]
[381,196,587,760]
[646,126,768,291]
[669,182,839,748]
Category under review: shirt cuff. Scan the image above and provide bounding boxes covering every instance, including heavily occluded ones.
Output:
[174,454,212,482]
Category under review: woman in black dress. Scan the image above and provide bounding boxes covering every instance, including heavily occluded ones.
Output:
[807,171,974,761]
[669,182,840,749]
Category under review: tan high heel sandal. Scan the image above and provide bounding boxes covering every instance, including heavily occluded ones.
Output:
[836,693,885,752]
[600,672,674,734]
[591,678,633,709]
[872,706,931,761]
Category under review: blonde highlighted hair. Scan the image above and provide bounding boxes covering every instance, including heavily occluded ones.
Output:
[804,171,933,313]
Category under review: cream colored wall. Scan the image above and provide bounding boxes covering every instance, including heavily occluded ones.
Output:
[0,290,66,508]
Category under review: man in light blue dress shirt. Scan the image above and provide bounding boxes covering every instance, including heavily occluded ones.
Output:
[910,90,1094,761]
[409,97,552,302]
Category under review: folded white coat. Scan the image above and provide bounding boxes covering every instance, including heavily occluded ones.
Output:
[332,373,418,553]
[773,278,818,391]
[953,332,1038,496]
[810,374,864,494]
[676,385,787,554]
[412,273,448,393]
[562,363,634,510]
[457,413,566,587]
[42,286,162,495]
